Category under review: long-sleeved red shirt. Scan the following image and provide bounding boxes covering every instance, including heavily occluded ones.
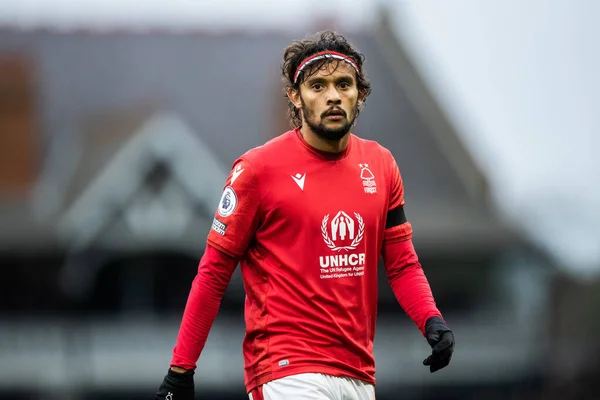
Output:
[171,129,442,392]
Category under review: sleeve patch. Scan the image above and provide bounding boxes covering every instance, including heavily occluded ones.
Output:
[211,218,227,236]
[217,186,238,217]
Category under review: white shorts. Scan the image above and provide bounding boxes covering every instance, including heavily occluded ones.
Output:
[248,373,375,400]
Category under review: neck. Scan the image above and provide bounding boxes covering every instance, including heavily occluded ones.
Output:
[300,125,350,154]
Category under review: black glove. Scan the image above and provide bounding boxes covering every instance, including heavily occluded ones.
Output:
[423,316,455,373]
[155,368,195,400]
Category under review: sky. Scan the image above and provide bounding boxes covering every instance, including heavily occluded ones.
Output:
[0,0,598,277]
[391,0,600,278]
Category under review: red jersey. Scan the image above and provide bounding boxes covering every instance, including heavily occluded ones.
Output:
[206,128,413,392]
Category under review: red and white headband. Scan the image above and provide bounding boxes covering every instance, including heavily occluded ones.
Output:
[293,51,359,84]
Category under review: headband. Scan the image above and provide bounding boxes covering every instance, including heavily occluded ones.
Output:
[293,51,360,84]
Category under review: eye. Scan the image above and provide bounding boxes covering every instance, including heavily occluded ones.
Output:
[338,81,351,89]
[312,83,324,90]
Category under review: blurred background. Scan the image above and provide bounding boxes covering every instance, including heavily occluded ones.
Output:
[0,1,598,399]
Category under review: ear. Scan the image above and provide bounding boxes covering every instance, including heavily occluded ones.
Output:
[357,90,366,107]
[287,87,302,110]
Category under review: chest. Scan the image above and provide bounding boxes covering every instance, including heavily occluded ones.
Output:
[260,159,390,237]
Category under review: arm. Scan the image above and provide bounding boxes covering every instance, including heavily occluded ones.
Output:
[155,158,261,399]
[382,236,454,373]
[382,151,454,373]
[170,244,239,371]
[382,236,441,336]
[155,245,238,399]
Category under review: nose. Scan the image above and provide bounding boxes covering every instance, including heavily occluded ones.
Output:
[326,86,342,105]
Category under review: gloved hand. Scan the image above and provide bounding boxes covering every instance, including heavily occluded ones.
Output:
[155,368,195,400]
[423,316,455,373]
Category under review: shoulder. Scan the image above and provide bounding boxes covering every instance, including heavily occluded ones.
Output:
[237,131,294,167]
[351,134,396,164]
[228,130,295,180]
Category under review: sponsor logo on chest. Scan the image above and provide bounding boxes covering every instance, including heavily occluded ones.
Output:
[319,211,366,280]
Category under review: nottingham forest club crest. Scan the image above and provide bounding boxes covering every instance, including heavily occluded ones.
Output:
[319,211,366,280]
[359,164,377,194]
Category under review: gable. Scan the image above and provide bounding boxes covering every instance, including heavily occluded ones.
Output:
[58,111,228,251]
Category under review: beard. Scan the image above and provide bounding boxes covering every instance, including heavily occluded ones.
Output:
[301,98,359,142]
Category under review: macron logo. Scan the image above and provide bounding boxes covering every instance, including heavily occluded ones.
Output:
[291,173,306,190]
[231,164,245,184]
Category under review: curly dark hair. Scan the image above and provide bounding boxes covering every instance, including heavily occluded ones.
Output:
[281,31,372,128]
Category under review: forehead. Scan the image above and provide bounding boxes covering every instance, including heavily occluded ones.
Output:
[306,60,357,80]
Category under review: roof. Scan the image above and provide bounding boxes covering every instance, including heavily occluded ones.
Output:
[0,27,524,254]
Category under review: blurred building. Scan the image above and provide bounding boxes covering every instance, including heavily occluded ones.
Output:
[0,12,564,400]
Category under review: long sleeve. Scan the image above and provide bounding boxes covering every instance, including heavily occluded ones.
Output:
[382,149,442,335]
[170,156,261,369]
[170,244,239,369]
[382,238,442,336]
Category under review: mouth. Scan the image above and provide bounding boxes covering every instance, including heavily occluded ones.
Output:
[324,109,346,120]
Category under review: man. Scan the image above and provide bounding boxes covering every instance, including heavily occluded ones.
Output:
[155,31,455,400]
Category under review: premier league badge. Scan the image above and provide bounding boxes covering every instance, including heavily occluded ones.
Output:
[218,186,237,217]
